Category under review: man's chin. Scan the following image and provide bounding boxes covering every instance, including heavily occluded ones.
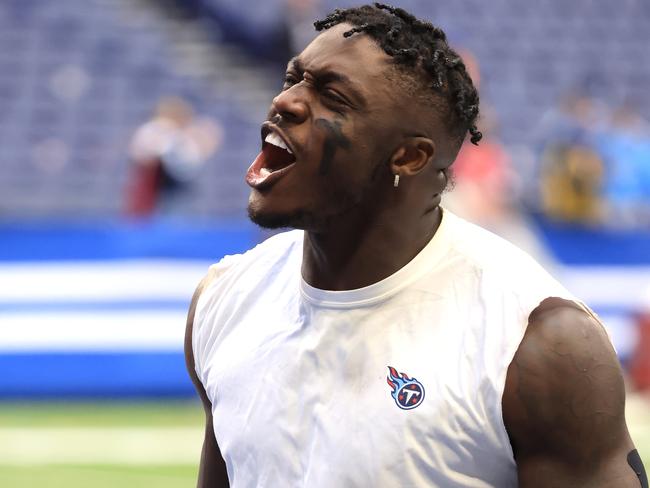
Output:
[246,188,362,231]
[247,203,308,230]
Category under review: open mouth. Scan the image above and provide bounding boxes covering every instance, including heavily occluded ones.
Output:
[246,129,297,189]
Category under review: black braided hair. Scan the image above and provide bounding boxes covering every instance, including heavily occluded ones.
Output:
[314,3,482,146]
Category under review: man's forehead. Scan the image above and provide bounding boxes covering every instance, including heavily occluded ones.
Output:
[293,23,390,77]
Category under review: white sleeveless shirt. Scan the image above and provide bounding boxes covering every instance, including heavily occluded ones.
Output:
[193,209,575,487]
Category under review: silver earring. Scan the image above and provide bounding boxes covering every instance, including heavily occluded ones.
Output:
[393,174,400,188]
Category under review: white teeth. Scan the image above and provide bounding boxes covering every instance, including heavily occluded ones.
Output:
[264,132,293,154]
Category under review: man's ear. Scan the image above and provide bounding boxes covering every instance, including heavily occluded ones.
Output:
[389,137,436,176]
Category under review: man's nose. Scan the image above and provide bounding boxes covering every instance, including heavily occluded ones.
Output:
[271,86,309,123]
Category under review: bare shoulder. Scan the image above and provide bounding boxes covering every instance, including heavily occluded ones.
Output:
[503,297,645,487]
[503,297,625,455]
[185,267,221,408]
[185,267,232,487]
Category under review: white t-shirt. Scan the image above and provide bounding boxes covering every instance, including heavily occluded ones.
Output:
[193,209,574,487]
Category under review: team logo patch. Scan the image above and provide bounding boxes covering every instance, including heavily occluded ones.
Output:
[386,366,425,410]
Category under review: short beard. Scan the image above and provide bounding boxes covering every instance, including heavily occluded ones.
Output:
[247,189,363,231]
[247,206,309,230]
[247,159,387,231]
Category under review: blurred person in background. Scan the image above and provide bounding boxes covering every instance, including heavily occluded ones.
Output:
[597,102,650,228]
[538,142,605,225]
[442,49,519,234]
[445,105,517,231]
[632,306,650,393]
[184,4,646,488]
[126,96,223,216]
[535,88,650,229]
[536,91,607,225]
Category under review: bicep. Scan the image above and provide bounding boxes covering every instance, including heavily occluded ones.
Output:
[503,299,645,487]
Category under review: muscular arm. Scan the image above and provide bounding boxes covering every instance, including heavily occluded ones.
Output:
[185,273,230,488]
[503,297,647,488]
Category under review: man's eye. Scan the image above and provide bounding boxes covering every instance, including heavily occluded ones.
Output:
[283,75,298,88]
[324,89,346,105]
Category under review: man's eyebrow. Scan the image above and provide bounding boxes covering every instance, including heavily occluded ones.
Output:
[287,57,302,72]
[286,57,367,109]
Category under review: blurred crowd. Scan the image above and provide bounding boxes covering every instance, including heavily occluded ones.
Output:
[448,86,650,232]
[126,97,223,216]
[2,0,647,227]
[535,92,650,229]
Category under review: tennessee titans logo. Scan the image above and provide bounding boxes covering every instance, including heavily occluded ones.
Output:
[386,366,425,410]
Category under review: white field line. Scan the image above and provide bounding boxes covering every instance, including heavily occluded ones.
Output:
[0,260,209,302]
[0,427,203,465]
[629,424,650,439]
[0,425,648,467]
[627,395,650,448]
[0,311,186,351]
[1,396,647,466]
[559,266,650,310]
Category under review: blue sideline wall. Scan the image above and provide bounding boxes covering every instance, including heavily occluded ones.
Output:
[0,220,258,399]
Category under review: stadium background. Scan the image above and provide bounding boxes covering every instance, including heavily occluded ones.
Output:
[0,0,649,486]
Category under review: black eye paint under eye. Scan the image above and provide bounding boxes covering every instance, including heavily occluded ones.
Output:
[314,118,351,176]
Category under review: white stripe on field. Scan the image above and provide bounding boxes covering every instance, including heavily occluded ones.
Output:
[0,260,210,302]
[0,427,202,465]
[2,261,648,309]
[0,424,648,466]
[559,266,650,310]
[0,311,186,351]
[0,396,647,466]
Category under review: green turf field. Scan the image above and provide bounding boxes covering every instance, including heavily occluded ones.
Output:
[0,401,204,427]
[0,401,204,488]
[0,397,648,487]
[0,464,198,488]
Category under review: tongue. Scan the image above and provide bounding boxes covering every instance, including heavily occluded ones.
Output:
[245,144,295,187]
[263,144,295,170]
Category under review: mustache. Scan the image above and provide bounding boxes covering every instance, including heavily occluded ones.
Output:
[266,111,283,126]
[265,112,294,137]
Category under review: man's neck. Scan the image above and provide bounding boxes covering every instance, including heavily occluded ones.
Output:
[301,205,442,291]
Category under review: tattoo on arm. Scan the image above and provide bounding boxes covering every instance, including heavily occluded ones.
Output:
[314,118,351,175]
[628,449,648,488]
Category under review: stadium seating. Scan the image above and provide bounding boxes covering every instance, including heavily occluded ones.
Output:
[0,0,270,219]
[0,0,647,219]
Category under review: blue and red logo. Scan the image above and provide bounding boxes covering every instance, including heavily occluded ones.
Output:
[386,366,425,410]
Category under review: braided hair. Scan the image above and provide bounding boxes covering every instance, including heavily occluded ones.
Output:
[314,3,482,147]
